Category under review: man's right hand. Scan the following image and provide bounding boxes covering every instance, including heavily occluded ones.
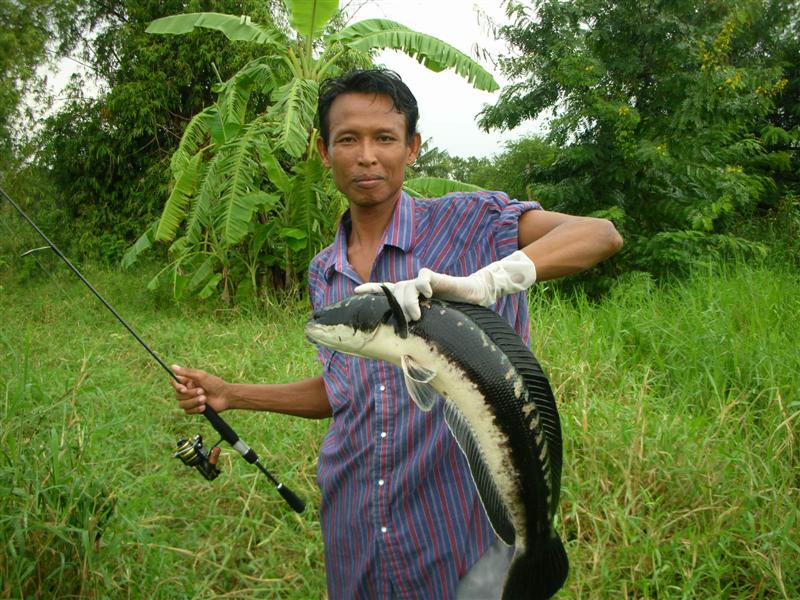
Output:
[170,365,232,415]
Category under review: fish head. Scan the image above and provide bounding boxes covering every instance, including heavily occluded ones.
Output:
[305,291,407,359]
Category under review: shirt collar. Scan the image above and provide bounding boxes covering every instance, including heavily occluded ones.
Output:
[323,192,415,282]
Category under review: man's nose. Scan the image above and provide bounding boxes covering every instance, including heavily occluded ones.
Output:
[357,141,378,165]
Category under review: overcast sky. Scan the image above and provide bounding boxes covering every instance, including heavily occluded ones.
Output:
[346,0,543,158]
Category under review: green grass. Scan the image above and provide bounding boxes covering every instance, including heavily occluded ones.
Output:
[1,257,798,598]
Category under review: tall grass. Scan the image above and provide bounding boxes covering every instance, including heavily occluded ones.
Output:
[531,267,800,598]
[1,259,798,598]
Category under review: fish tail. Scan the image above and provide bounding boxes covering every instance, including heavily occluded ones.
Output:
[502,534,568,600]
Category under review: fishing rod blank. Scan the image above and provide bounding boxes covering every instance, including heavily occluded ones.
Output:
[1,185,304,513]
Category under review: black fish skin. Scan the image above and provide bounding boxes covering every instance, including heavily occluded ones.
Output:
[306,294,568,599]
[412,299,564,528]
[410,299,568,600]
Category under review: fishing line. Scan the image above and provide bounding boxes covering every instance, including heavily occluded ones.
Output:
[0,185,305,513]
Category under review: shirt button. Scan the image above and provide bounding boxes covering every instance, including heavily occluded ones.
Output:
[379,385,386,391]
[381,526,388,533]
[378,479,385,486]
[380,432,387,439]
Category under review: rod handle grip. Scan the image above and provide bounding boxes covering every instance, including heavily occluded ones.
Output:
[202,405,239,446]
[277,483,306,513]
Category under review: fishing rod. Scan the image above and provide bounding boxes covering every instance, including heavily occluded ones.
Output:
[1,185,304,513]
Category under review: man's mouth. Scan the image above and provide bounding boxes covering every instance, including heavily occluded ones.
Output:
[354,175,384,188]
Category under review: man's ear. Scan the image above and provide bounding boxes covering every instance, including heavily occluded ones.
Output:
[407,132,422,165]
[317,136,331,167]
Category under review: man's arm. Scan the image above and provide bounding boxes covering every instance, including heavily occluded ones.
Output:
[517,210,623,281]
[228,377,332,418]
[353,205,623,320]
[171,365,332,419]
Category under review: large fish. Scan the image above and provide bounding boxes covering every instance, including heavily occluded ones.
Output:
[305,288,568,600]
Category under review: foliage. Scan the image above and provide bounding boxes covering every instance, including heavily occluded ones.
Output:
[127,1,499,301]
[480,0,800,277]
[33,0,279,263]
[407,139,493,188]
[0,0,78,177]
[471,136,559,202]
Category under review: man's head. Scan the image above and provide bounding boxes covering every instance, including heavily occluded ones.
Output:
[316,69,421,210]
[318,69,419,147]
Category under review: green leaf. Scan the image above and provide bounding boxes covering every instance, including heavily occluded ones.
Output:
[224,191,279,246]
[171,106,215,176]
[213,58,278,140]
[121,221,158,269]
[403,177,484,198]
[330,19,499,92]
[268,79,319,158]
[173,271,190,299]
[187,256,218,292]
[251,222,277,257]
[761,125,792,146]
[156,152,205,242]
[146,13,282,46]
[280,227,308,251]
[214,119,273,245]
[197,273,223,299]
[589,206,626,226]
[284,0,339,41]
[260,148,292,194]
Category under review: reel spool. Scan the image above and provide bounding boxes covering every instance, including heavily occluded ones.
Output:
[175,434,222,481]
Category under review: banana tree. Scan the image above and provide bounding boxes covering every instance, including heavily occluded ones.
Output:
[124,1,499,301]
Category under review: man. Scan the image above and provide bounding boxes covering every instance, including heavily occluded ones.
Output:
[172,69,622,599]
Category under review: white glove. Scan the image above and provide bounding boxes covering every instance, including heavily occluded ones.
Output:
[354,250,537,321]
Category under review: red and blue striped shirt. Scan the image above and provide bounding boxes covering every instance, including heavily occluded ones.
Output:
[308,191,542,599]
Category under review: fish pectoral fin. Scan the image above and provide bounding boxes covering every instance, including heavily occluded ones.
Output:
[401,355,438,411]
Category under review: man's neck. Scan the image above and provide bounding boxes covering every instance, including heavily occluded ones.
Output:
[345,194,400,282]
[347,195,399,251]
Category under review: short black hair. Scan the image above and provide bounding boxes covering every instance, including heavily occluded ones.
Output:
[317,69,419,147]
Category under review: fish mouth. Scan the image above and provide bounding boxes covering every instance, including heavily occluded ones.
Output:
[304,321,375,354]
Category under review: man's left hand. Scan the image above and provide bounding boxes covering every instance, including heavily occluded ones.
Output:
[354,250,537,321]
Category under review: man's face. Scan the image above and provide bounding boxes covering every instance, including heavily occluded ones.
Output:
[317,92,421,210]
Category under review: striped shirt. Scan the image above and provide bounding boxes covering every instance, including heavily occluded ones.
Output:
[308,191,542,599]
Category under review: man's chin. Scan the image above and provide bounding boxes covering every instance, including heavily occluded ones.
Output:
[347,188,400,209]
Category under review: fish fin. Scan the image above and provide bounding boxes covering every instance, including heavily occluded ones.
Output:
[380,284,408,338]
[401,355,438,411]
[502,534,569,600]
[442,402,516,546]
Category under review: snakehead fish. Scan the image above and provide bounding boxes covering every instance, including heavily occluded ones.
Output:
[304,289,568,600]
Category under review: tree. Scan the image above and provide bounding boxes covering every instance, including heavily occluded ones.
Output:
[34,0,280,261]
[126,1,499,301]
[0,0,75,177]
[481,0,799,277]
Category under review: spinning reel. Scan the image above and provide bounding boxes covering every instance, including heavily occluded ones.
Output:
[174,434,222,481]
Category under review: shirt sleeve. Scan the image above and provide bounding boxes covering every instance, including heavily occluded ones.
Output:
[487,191,543,260]
[426,191,542,270]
